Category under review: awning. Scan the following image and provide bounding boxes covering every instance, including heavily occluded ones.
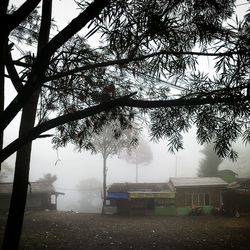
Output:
[107,192,128,199]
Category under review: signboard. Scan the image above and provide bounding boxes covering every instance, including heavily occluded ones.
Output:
[129,192,175,199]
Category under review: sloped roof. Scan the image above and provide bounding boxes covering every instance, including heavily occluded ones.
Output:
[0,182,58,194]
[108,182,170,193]
[170,177,228,188]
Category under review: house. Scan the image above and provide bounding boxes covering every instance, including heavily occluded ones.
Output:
[107,182,175,215]
[0,182,64,211]
[169,177,228,215]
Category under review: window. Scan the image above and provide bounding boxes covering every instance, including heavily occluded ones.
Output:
[185,193,210,206]
[51,195,56,205]
[205,193,210,206]
[193,193,198,206]
[198,193,204,206]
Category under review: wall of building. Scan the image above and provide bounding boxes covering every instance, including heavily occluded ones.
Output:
[175,187,224,208]
[0,193,54,211]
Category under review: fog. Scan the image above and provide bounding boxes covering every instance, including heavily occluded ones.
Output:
[3,0,249,213]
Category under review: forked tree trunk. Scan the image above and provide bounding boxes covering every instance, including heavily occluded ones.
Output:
[2,1,52,249]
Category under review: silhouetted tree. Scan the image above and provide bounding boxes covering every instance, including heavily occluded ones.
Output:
[71,120,138,214]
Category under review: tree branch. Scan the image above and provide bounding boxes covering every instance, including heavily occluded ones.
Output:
[7,0,42,33]
[0,93,135,163]
[5,42,23,92]
[44,49,243,83]
[126,95,250,109]
[1,92,249,163]
[42,0,110,59]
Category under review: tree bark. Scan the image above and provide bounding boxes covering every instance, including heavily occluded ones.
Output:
[2,1,52,248]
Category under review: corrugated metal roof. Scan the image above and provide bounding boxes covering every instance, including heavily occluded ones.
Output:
[108,182,170,193]
[0,182,56,194]
[170,177,228,187]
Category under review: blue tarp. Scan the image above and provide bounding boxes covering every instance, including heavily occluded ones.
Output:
[107,192,128,199]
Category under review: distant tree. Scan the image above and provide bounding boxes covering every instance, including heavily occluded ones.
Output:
[119,136,153,182]
[37,173,57,184]
[197,144,223,177]
[71,120,138,214]
[0,162,13,182]
[77,178,102,213]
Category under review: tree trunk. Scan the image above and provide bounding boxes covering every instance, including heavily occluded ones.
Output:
[102,154,107,215]
[0,41,4,172]
[2,1,52,249]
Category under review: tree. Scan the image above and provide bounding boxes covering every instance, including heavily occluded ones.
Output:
[119,136,153,182]
[197,143,223,177]
[1,1,250,248]
[67,120,138,214]
[2,1,52,248]
[37,173,57,184]
[77,178,102,213]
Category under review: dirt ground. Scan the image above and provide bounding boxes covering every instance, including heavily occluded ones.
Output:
[1,211,250,249]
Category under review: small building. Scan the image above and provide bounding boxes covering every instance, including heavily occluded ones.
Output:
[169,177,228,215]
[107,182,175,215]
[0,182,64,211]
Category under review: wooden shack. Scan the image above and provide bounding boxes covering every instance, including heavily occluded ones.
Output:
[0,182,64,211]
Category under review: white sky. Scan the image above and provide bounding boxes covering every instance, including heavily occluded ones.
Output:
[3,0,249,211]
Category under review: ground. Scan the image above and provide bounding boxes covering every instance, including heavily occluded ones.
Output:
[1,211,250,249]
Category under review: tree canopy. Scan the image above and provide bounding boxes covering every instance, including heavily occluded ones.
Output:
[37,173,57,184]
[1,0,250,163]
[119,135,153,182]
